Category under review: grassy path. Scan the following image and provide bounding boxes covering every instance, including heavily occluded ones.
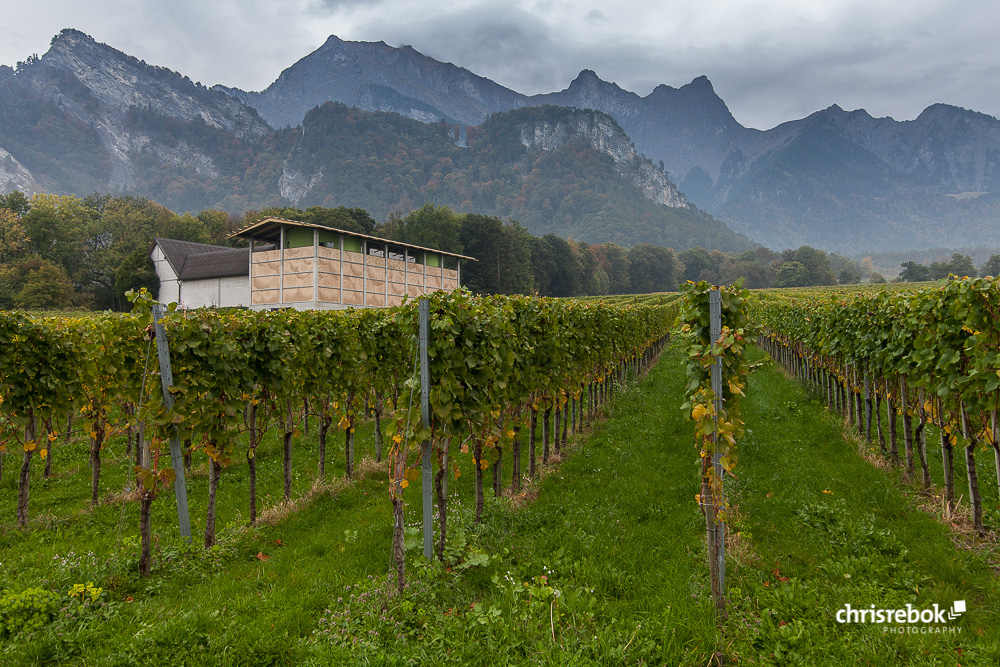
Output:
[1,346,998,665]
[729,347,1000,665]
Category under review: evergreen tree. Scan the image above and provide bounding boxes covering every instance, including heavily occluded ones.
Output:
[627,244,681,293]
[678,246,716,283]
[947,253,976,278]
[899,261,931,282]
[980,254,1000,278]
[776,261,810,287]
[594,243,631,294]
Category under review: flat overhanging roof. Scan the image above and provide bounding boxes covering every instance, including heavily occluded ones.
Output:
[230,216,476,261]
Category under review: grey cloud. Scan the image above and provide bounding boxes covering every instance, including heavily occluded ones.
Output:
[355,3,706,97]
[308,0,383,12]
[6,0,1000,131]
[127,0,321,90]
[358,5,571,92]
[689,21,999,128]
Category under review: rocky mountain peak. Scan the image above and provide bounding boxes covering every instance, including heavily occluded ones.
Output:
[232,34,526,128]
[320,34,346,48]
[643,76,738,138]
[563,69,628,99]
[33,27,268,137]
[686,75,715,92]
[569,69,601,85]
[517,108,687,209]
[7,28,270,190]
[916,102,986,124]
[48,28,94,48]
[42,28,124,73]
[649,75,726,108]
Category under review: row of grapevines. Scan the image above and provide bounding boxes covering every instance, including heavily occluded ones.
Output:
[0,290,677,581]
[751,278,1000,534]
[386,290,677,588]
[0,312,149,526]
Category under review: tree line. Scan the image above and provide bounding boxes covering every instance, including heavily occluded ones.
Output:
[0,191,240,311]
[250,204,874,296]
[0,191,877,311]
[896,253,1000,282]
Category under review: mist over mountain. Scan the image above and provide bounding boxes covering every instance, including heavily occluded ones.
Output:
[3,29,1000,253]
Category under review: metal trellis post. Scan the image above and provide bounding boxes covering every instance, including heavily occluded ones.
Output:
[151,304,192,544]
[709,288,726,608]
[419,299,433,560]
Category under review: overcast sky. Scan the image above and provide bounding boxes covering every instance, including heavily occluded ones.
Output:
[1,0,996,130]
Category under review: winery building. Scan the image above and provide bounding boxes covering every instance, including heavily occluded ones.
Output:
[149,217,469,310]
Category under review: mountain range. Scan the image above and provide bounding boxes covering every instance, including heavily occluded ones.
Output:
[3,29,1000,253]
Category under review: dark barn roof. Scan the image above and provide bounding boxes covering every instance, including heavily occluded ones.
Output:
[151,238,249,280]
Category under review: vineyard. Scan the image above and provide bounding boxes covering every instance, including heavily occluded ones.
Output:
[752,278,1000,533]
[1,282,999,665]
[0,289,672,567]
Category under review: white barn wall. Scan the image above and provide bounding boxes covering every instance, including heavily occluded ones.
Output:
[151,245,179,303]
[180,276,251,309]
[219,276,250,307]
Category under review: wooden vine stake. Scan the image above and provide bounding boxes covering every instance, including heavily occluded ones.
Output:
[151,303,193,543]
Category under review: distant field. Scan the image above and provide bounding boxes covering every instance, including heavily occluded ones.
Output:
[8,280,940,318]
[574,292,682,306]
[753,280,938,298]
[11,309,111,319]
[571,280,939,307]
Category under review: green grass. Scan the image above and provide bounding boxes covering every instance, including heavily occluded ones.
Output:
[1,347,998,665]
[729,347,1000,665]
